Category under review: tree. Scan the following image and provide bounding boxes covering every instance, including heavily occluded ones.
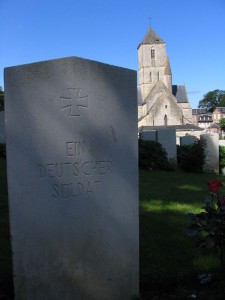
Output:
[0,87,4,111]
[219,118,225,130]
[198,89,225,112]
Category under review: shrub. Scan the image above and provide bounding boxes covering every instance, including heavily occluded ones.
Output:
[187,180,225,285]
[177,139,206,173]
[219,146,225,173]
[138,138,172,170]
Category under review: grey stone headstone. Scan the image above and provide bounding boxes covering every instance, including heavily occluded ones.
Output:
[180,135,197,146]
[5,57,139,300]
[0,111,5,143]
[219,140,225,147]
[201,133,219,173]
[157,128,177,161]
[141,130,156,141]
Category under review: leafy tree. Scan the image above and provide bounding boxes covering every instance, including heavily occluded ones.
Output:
[0,87,4,111]
[219,118,225,130]
[198,89,225,112]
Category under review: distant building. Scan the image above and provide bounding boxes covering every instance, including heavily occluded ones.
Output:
[191,107,225,133]
[137,27,201,139]
[212,107,225,123]
[192,108,208,126]
[207,122,220,134]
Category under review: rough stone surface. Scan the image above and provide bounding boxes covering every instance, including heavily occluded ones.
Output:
[180,135,197,146]
[157,128,177,160]
[0,111,5,143]
[141,130,156,141]
[201,133,219,173]
[5,57,139,300]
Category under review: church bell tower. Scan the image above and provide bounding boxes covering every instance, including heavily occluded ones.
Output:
[138,27,172,102]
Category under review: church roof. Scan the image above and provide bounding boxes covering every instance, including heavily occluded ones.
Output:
[164,55,172,75]
[138,27,164,48]
[172,85,189,103]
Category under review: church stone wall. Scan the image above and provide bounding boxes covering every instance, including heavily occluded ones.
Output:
[141,44,166,67]
[177,103,192,123]
[137,27,193,129]
[163,75,172,92]
[152,96,183,126]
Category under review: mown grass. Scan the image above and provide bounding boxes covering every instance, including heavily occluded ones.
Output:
[140,170,225,298]
[0,159,14,299]
[1,160,225,299]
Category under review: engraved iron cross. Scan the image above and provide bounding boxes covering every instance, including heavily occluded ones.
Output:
[61,88,88,117]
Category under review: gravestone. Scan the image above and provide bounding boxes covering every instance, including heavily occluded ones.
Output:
[157,128,177,161]
[141,130,156,141]
[219,140,225,147]
[180,135,197,146]
[201,133,219,173]
[5,57,139,300]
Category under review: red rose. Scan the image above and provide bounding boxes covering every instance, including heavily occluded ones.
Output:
[207,180,224,193]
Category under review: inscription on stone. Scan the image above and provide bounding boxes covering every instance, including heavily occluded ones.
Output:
[5,56,138,300]
[38,141,113,198]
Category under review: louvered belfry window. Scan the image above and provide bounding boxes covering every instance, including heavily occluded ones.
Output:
[151,49,155,59]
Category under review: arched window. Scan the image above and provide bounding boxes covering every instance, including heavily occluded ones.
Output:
[157,71,160,81]
[149,71,152,82]
[164,114,168,126]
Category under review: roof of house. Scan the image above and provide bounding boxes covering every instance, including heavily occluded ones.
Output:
[138,27,164,49]
[198,115,213,123]
[213,107,225,113]
[208,122,220,129]
[192,108,208,115]
[172,85,189,103]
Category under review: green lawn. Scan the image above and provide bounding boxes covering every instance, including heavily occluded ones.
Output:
[1,160,225,299]
[140,170,225,298]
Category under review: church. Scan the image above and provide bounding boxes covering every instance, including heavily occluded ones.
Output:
[137,27,201,137]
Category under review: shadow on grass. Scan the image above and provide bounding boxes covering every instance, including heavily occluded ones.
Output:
[0,159,14,300]
[140,206,221,299]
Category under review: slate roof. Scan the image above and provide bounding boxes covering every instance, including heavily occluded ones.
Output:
[137,86,142,104]
[172,85,189,103]
[164,55,172,75]
[138,27,164,48]
[208,122,220,129]
[192,108,208,115]
[198,114,212,122]
[214,107,225,113]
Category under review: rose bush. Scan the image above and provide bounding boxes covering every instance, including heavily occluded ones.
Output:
[187,180,225,283]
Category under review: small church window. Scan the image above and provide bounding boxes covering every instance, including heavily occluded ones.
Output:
[149,72,152,82]
[151,49,155,59]
[165,105,167,109]
[157,71,160,81]
[164,114,168,126]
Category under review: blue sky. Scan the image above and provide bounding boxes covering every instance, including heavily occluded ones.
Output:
[0,0,224,108]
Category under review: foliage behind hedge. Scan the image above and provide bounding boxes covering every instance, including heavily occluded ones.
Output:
[177,139,206,173]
